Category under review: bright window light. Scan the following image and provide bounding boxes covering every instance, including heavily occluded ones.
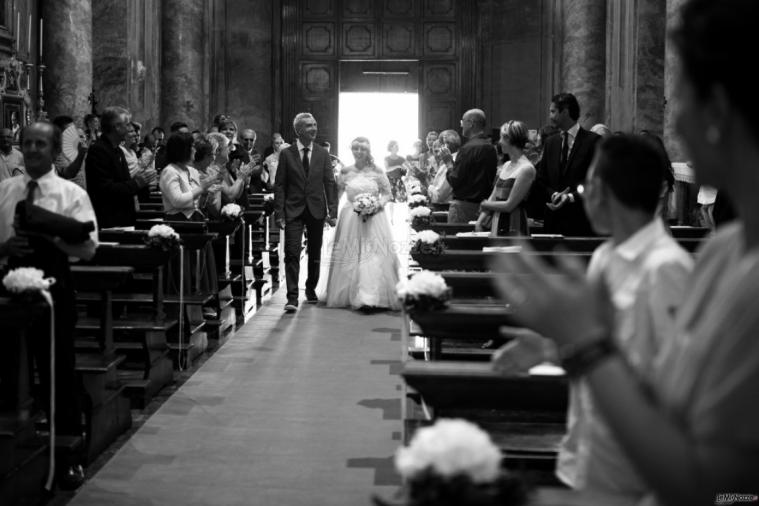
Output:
[337,92,419,166]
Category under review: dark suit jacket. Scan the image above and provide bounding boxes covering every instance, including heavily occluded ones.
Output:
[85,136,142,228]
[535,127,600,236]
[274,143,338,222]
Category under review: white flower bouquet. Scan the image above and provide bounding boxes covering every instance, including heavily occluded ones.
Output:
[221,203,243,221]
[396,269,451,312]
[2,267,55,298]
[144,224,181,251]
[374,419,528,506]
[406,179,423,196]
[409,206,433,230]
[353,192,380,222]
[410,230,445,256]
[262,193,276,216]
[408,194,429,209]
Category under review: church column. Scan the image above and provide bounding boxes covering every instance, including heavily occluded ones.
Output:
[560,0,606,126]
[633,0,666,136]
[41,0,92,121]
[161,0,206,129]
[664,0,688,162]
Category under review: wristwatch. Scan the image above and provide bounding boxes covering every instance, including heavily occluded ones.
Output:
[559,335,616,378]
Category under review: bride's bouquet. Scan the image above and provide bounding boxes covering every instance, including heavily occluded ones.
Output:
[353,192,380,222]
[410,230,445,256]
[374,419,528,506]
[409,206,433,230]
[396,270,451,313]
[408,194,429,209]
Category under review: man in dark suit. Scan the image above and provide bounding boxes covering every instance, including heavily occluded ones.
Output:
[86,107,155,228]
[535,93,601,236]
[274,113,338,312]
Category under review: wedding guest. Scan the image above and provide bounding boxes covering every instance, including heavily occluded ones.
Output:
[84,113,100,144]
[476,121,535,236]
[207,132,253,206]
[51,116,87,188]
[534,93,600,235]
[192,137,223,219]
[443,109,498,223]
[159,132,220,220]
[639,131,676,221]
[156,122,190,170]
[0,122,98,490]
[491,1,759,502]
[385,140,407,204]
[86,107,155,228]
[239,128,266,192]
[264,134,287,187]
[77,127,88,147]
[122,121,156,201]
[0,127,24,180]
[210,113,228,133]
[428,130,460,205]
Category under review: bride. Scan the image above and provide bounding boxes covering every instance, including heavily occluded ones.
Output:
[324,137,401,310]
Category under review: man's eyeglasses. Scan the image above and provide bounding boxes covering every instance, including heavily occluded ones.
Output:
[242,138,255,142]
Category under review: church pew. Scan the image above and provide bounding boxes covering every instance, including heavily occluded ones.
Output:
[430,202,450,212]
[411,249,592,272]
[432,211,448,223]
[413,222,475,235]
[78,243,177,408]
[670,225,710,239]
[71,266,134,463]
[441,234,703,254]
[401,360,567,480]
[0,299,50,505]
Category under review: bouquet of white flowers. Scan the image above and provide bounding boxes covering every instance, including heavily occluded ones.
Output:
[406,179,423,196]
[410,230,445,256]
[353,193,380,222]
[409,205,433,230]
[144,224,181,251]
[262,193,276,216]
[396,269,451,312]
[408,194,429,209]
[221,203,243,221]
[2,267,55,297]
[375,419,528,506]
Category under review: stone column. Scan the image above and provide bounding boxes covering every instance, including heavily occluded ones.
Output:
[633,0,666,136]
[664,0,688,162]
[560,0,606,127]
[41,0,92,122]
[161,0,206,130]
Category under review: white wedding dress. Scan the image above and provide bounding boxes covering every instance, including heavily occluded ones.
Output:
[323,165,401,310]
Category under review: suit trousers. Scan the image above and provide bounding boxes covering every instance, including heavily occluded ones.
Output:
[284,208,325,302]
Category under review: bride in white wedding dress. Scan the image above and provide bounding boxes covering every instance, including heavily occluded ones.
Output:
[323,137,401,310]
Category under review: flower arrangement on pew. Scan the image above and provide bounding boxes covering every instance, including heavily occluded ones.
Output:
[221,203,243,222]
[396,269,451,313]
[408,194,429,209]
[2,267,55,302]
[144,224,181,251]
[410,230,445,256]
[262,193,276,216]
[374,419,528,506]
[409,206,432,230]
[406,179,423,196]
[353,192,380,222]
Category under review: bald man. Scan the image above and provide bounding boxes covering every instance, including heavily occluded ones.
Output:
[442,109,498,223]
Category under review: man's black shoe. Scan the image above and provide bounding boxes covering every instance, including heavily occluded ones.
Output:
[305,289,318,303]
[57,464,85,491]
[284,301,298,312]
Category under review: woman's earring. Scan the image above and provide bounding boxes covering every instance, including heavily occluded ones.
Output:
[706,125,721,145]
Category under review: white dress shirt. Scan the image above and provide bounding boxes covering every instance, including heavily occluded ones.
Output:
[557,219,694,497]
[296,139,313,165]
[0,169,99,261]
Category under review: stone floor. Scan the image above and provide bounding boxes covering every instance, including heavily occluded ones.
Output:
[67,288,406,506]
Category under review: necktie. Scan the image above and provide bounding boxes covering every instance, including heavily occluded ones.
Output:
[302,147,310,175]
[26,180,38,204]
[560,132,569,171]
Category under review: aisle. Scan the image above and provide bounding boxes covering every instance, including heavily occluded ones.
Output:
[70,291,405,505]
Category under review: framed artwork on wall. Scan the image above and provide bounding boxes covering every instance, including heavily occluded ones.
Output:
[2,95,24,141]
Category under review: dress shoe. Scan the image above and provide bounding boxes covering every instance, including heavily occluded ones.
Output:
[284,301,298,312]
[57,464,85,491]
[305,289,319,303]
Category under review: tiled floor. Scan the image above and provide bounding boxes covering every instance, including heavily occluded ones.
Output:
[68,290,406,506]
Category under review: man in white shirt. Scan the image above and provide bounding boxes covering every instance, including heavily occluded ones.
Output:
[492,135,693,500]
[0,127,24,181]
[0,121,98,490]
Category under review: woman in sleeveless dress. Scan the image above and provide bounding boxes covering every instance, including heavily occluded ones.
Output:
[325,137,401,310]
[476,120,536,236]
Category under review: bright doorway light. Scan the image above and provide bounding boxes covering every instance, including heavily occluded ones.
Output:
[337,92,419,166]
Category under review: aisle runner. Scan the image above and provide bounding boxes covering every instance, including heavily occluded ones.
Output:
[70,290,404,506]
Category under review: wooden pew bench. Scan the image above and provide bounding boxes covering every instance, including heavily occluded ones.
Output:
[442,234,703,254]
[411,249,592,272]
